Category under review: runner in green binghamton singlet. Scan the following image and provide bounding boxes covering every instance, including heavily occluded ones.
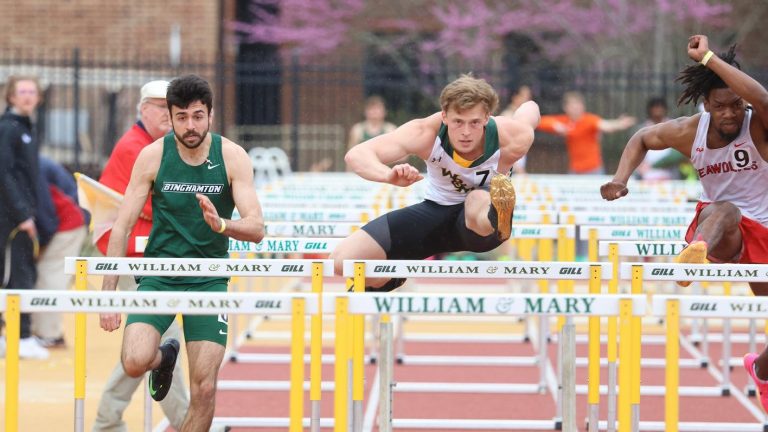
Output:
[142,132,234,280]
[99,75,264,431]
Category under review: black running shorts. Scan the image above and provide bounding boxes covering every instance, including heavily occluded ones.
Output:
[361,200,503,259]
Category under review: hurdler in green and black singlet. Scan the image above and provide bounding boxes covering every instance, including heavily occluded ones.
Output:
[128,133,234,346]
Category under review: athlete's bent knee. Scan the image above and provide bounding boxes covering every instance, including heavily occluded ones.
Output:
[193,378,217,402]
[711,201,742,220]
[464,189,487,209]
[122,352,151,377]
[329,249,345,276]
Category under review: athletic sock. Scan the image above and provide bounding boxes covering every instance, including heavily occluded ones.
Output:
[367,278,406,293]
[487,205,499,230]
[158,343,175,370]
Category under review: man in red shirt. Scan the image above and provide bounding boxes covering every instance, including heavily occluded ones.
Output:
[96,81,172,256]
[538,91,636,174]
[92,80,191,432]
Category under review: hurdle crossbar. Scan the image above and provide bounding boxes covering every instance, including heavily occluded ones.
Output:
[598,240,687,257]
[63,257,334,277]
[57,257,331,432]
[652,295,768,431]
[0,288,318,432]
[630,264,768,431]
[621,262,768,283]
[136,236,343,254]
[392,225,574,368]
[265,222,358,238]
[340,260,642,431]
[334,291,644,431]
[262,209,372,222]
[560,211,691,226]
[581,225,686,242]
[342,259,610,280]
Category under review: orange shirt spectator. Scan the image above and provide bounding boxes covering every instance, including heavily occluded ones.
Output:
[539,112,603,173]
[538,92,636,174]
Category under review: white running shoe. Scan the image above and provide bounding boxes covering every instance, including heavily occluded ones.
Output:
[19,337,50,360]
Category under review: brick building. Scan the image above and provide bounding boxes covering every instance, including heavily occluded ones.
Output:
[0,0,223,62]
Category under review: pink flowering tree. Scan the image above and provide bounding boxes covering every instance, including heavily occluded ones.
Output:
[424,0,733,69]
[234,0,735,68]
[232,0,752,104]
[231,0,366,60]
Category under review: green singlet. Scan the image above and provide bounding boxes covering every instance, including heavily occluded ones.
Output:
[127,133,235,346]
[143,133,234,285]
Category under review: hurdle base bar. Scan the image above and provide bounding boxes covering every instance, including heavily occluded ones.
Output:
[396,355,539,367]
[212,417,335,428]
[574,356,702,369]
[394,382,544,394]
[229,352,536,367]
[218,380,335,391]
[688,332,757,344]
[729,357,749,368]
[229,352,374,364]
[570,333,759,346]
[391,419,558,430]
[574,384,725,397]
[402,333,529,344]
[594,420,768,431]
[234,330,373,344]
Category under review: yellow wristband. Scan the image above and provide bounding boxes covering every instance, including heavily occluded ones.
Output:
[700,50,714,66]
[216,218,226,234]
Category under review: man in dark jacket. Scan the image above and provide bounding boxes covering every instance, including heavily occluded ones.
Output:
[32,156,88,348]
[0,75,49,359]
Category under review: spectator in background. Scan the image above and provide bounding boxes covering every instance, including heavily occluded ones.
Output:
[538,91,637,174]
[0,75,50,359]
[641,97,709,183]
[31,156,88,348]
[636,97,680,180]
[501,85,533,115]
[34,159,60,265]
[92,80,191,432]
[501,85,533,174]
[643,97,670,126]
[348,95,397,150]
[97,80,172,257]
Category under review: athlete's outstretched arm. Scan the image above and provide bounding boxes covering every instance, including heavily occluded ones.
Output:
[598,115,637,133]
[495,101,540,170]
[601,117,695,200]
[689,35,768,130]
[345,113,440,186]
[510,101,540,129]
[100,141,161,331]
[197,141,264,243]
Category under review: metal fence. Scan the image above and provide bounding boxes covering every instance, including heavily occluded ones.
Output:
[2,49,763,177]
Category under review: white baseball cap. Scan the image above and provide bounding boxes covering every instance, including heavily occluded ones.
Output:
[140,80,169,103]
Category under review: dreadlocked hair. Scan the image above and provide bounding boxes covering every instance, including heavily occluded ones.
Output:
[676,45,739,106]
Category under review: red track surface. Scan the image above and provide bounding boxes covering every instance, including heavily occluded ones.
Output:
[171,332,768,432]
